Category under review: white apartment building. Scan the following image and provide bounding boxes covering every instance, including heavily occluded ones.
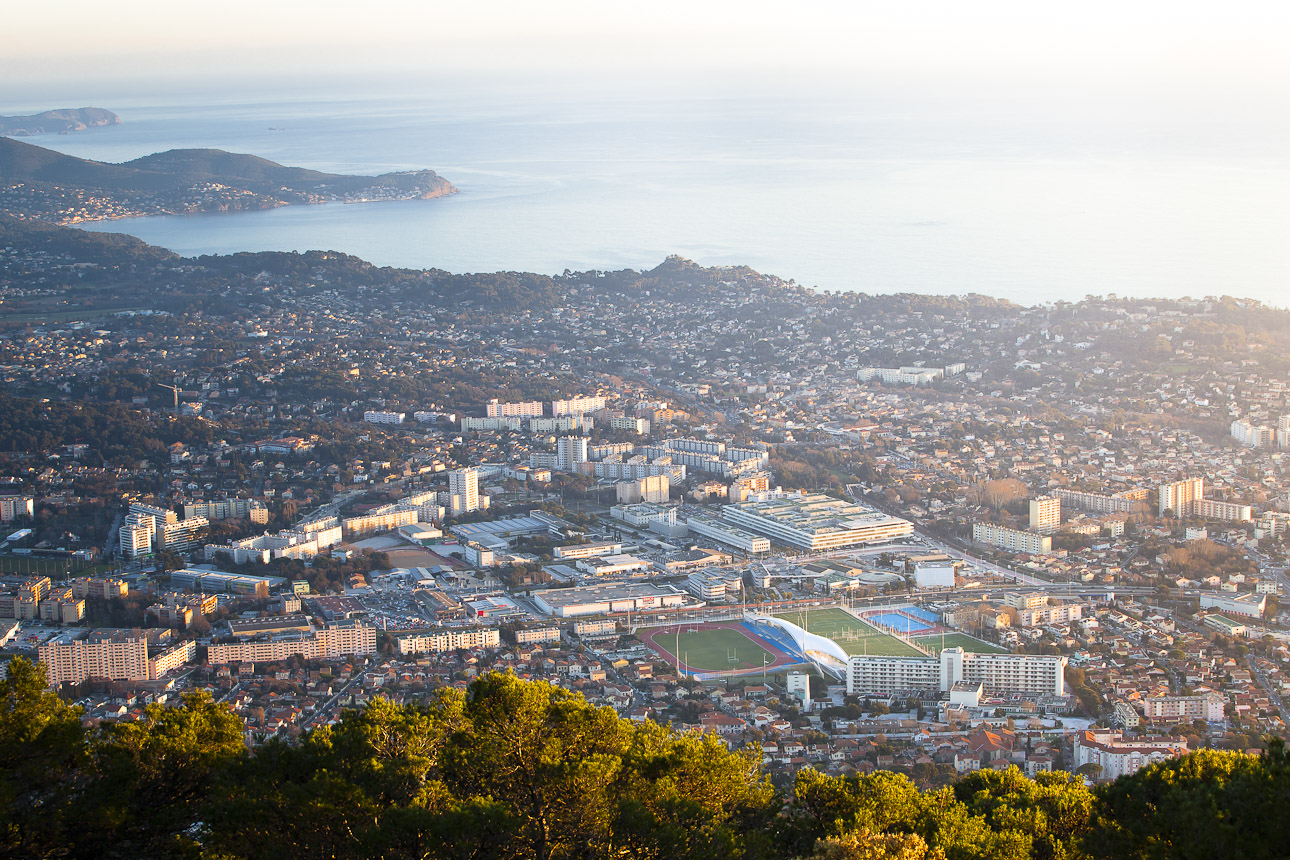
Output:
[1141,693,1225,722]
[971,523,1052,554]
[486,398,544,418]
[207,620,377,664]
[1073,730,1187,780]
[161,516,209,554]
[0,495,34,522]
[529,416,594,434]
[363,411,405,424]
[394,626,501,654]
[556,436,589,471]
[1014,602,1083,627]
[610,416,650,434]
[39,629,151,685]
[449,467,481,515]
[1231,419,1275,448]
[119,514,154,558]
[1029,496,1061,534]
[847,647,1066,697]
[1159,477,1204,517]
[551,395,606,416]
[1056,488,1148,515]
[615,474,670,505]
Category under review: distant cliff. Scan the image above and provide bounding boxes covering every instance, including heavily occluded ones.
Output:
[0,107,121,137]
[0,137,458,224]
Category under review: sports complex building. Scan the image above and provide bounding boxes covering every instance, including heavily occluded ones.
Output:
[720,492,914,551]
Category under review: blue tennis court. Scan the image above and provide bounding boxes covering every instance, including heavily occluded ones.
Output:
[868,612,934,633]
[905,607,940,624]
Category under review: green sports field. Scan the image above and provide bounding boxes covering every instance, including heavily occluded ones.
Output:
[644,625,778,672]
[771,607,924,657]
[912,633,1007,655]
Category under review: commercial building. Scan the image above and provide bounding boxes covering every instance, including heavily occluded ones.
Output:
[1072,730,1187,780]
[685,514,772,555]
[611,502,679,530]
[394,626,501,654]
[1028,496,1061,534]
[576,554,652,578]
[971,523,1052,554]
[553,541,623,561]
[847,647,1066,698]
[531,582,688,617]
[913,561,958,589]
[1200,592,1266,618]
[721,492,913,551]
[207,619,377,664]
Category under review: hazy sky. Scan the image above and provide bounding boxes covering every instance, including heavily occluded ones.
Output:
[6,0,1289,107]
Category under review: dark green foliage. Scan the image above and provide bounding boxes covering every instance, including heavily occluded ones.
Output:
[4,655,1290,860]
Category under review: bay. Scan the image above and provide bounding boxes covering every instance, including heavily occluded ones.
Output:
[17,91,1290,307]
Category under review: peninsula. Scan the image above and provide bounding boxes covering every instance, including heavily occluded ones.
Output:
[0,137,457,224]
[0,106,121,137]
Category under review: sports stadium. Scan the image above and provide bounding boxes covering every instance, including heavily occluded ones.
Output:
[637,604,966,680]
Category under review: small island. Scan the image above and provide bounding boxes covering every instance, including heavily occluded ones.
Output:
[0,137,457,224]
[0,107,121,137]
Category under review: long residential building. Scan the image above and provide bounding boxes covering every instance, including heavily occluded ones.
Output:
[206,620,377,664]
[847,647,1066,698]
[1072,730,1187,780]
[721,492,913,551]
[971,523,1052,554]
[394,627,501,654]
[552,395,606,416]
[1056,488,1149,516]
[486,399,544,418]
[37,629,194,686]
[1141,693,1226,722]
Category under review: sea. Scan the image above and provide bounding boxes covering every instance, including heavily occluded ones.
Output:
[10,89,1290,307]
